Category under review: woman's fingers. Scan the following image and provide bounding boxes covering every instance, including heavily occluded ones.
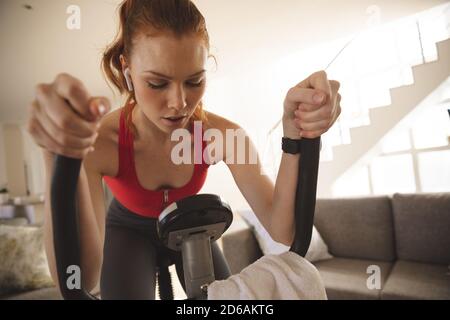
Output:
[88,97,111,119]
[294,80,342,130]
[28,73,109,159]
[284,87,327,115]
[35,83,97,138]
[295,104,333,123]
[52,73,96,122]
[27,109,94,159]
[295,118,330,132]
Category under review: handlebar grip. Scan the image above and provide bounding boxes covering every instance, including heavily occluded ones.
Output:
[290,137,321,257]
[50,155,97,300]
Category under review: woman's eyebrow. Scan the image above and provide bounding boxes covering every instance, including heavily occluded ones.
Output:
[142,69,205,79]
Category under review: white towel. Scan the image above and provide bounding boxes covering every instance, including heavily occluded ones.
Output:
[207,252,327,300]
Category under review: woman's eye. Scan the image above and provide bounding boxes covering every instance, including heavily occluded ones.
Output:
[187,80,204,87]
[147,80,204,90]
[147,82,168,90]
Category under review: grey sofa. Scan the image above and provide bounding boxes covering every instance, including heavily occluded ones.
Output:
[2,192,449,300]
[221,192,450,300]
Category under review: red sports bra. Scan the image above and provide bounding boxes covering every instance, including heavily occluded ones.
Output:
[103,107,210,218]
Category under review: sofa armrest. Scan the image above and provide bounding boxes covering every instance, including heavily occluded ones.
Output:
[221,216,263,275]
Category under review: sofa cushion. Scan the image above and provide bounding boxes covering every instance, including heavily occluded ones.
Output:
[0,218,28,226]
[381,260,450,300]
[392,192,450,265]
[313,258,393,300]
[0,224,54,296]
[1,286,62,300]
[237,210,333,263]
[314,196,396,262]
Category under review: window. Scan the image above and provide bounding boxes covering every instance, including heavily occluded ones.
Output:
[371,154,416,195]
[418,150,450,192]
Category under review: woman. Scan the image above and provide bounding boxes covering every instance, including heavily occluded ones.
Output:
[27,0,341,299]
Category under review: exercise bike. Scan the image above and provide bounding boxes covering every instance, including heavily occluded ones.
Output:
[50,138,321,300]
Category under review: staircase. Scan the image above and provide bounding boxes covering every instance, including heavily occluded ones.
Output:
[318,38,450,197]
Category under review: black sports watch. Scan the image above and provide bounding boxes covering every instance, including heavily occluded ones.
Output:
[282,137,302,154]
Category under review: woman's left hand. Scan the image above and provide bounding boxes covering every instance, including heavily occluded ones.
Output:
[282,70,342,139]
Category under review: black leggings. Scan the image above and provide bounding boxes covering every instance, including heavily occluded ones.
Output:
[100,198,231,300]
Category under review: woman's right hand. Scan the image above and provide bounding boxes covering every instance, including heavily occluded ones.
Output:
[27,73,111,159]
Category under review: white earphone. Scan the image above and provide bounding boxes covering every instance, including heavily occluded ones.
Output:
[124,68,134,92]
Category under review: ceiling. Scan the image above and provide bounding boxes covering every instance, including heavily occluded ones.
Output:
[0,0,447,123]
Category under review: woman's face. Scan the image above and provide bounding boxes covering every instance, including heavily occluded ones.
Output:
[127,32,208,133]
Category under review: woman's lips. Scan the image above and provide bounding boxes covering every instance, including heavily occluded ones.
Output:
[162,116,186,126]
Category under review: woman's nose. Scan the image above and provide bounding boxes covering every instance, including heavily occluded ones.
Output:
[168,85,187,111]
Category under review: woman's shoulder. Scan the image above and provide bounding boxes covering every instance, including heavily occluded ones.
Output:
[203,110,242,132]
[83,107,123,176]
[94,107,123,152]
[99,107,122,140]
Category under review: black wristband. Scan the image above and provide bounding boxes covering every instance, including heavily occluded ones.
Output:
[282,137,302,154]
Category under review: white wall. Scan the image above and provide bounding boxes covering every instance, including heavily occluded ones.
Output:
[21,126,45,195]
[0,126,7,190]
[1,0,447,123]
[3,124,27,197]
[0,124,45,198]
